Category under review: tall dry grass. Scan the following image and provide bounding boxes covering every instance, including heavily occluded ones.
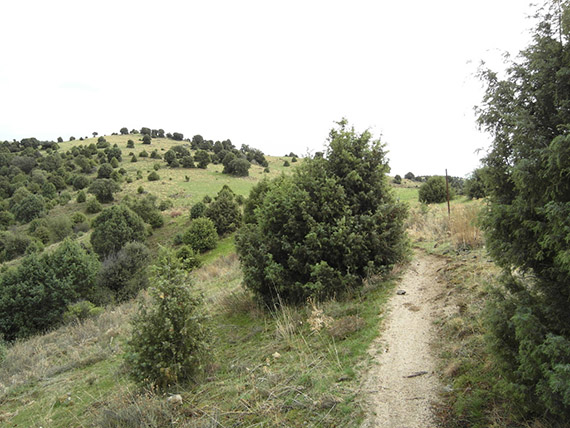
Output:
[407,201,484,249]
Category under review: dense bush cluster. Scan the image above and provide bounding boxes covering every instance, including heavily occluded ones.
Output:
[477,2,570,420]
[236,120,408,305]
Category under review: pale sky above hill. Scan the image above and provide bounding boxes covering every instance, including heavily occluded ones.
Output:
[0,1,536,177]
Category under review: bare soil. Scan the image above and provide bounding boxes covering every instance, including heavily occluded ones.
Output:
[362,251,448,428]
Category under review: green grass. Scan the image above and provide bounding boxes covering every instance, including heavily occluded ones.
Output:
[0,250,400,427]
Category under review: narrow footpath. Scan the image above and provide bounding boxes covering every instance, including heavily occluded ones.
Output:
[362,251,448,428]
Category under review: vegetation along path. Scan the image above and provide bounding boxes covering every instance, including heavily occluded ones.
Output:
[363,250,447,428]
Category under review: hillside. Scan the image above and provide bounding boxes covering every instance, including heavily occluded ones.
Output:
[0,130,406,427]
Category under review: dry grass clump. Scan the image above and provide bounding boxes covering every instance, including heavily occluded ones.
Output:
[449,204,483,250]
[408,201,484,250]
[327,315,366,340]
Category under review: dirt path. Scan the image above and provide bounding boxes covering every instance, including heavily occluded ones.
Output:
[362,251,448,428]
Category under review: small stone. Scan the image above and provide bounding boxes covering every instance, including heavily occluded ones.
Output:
[272,352,281,359]
[396,290,406,295]
[167,394,182,405]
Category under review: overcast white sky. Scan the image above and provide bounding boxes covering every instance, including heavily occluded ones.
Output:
[0,1,537,177]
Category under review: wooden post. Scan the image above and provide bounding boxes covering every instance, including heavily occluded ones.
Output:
[445,169,451,218]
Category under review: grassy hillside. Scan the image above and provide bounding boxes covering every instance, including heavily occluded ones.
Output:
[0,133,403,427]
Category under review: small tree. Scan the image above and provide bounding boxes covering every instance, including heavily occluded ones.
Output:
[236,119,408,305]
[125,248,208,388]
[90,205,146,258]
[205,187,242,235]
[418,176,450,204]
[182,217,217,253]
[12,194,45,223]
[88,179,121,203]
[148,171,160,181]
[120,127,129,135]
[393,174,402,184]
[97,242,151,301]
[194,150,210,169]
[190,201,206,219]
[142,135,152,145]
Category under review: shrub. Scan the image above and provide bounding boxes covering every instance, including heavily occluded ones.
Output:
[130,155,137,163]
[85,197,102,214]
[202,195,212,204]
[142,135,151,145]
[125,248,209,388]
[393,174,402,184]
[182,217,217,253]
[236,119,408,305]
[418,176,450,204]
[205,186,242,235]
[190,201,206,219]
[123,194,164,229]
[91,205,147,258]
[147,171,160,181]
[76,190,86,203]
[139,150,149,158]
[464,167,487,200]
[404,172,415,180]
[63,301,104,324]
[47,216,73,242]
[110,157,119,168]
[97,163,114,179]
[0,239,99,340]
[127,139,135,148]
[176,245,201,271]
[88,179,121,203]
[97,242,151,301]
[0,231,41,262]
[58,191,72,205]
[194,150,210,169]
[70,212,87,225]
[12,194,45,223]
[158,199,173,211]
[283,160,290,167]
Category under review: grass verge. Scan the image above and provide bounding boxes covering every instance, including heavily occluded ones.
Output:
[0,251,399,427]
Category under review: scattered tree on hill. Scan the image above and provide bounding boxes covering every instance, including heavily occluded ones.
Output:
[182,217,217,253]
[12,194,45,223]
[236,119,408,305]
[97,241,151,301]
[393,174,402,184]
[120,127,129,135]
[418,176,450,204]
[206,186,242,235]
[404,172,415,180]
[142,135,152,145]
[194,150,210,169]
[90,205,147,258]
[88,179,121,203]
[477,2,570,419]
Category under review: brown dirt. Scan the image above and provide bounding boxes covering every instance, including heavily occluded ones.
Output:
[362,251,448,428]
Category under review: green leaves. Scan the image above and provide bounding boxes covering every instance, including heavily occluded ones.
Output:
[236,120,408,305]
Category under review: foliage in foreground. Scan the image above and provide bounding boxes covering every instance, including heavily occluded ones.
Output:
[236,119,408,305]
[125,248,209,388]
[477,1,570,420]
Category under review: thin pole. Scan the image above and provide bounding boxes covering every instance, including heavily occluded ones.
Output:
[445,169,451,218]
